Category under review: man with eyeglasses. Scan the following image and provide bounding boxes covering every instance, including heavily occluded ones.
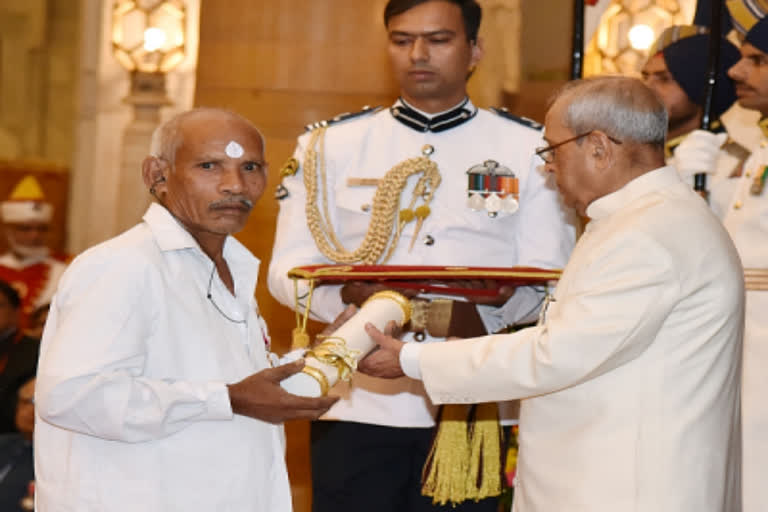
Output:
[268,1,576,510]
[33,108,339,512]
[361,76,744,512]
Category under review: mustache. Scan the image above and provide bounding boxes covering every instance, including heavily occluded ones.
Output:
[209,197,254,210]
[733,81,755,92]
[408,66,437,73]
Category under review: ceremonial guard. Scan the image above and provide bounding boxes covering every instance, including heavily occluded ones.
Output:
[641,24,746,215]
[0,176,66,326]
[268,1,576,510]
[719,6,768,511]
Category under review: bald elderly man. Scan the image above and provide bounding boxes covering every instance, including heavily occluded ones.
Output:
[34,108,338,512]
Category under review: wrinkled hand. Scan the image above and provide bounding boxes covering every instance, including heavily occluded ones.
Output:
[674,129,728,180]
[358,322,406,379]
[227,360,338,423]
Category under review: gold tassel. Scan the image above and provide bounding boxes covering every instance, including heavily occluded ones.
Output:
[421,403,503,506]
[421,404,472,506]
[291,327,310,349]
[467,402,502,500]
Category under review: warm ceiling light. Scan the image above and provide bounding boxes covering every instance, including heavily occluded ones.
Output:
[112,0,186,73]
[628,24,655,50]
[143,27,167,52]
[585,0,687,76]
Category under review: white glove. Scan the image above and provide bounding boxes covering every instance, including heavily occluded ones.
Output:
[673,129,728,180]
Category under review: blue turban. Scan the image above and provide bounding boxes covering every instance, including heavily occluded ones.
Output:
[654,27,740,118]
[745,16,768,52]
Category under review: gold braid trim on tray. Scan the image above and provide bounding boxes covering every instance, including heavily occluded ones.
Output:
[303,126,441,265]
[286,265,562,281]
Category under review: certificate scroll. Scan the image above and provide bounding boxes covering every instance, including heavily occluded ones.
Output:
[281,291,412,397]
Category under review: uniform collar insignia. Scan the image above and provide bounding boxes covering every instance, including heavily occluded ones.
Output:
[390,97,477,133]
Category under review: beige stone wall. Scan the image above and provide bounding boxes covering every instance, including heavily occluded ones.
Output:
[44,0,81,165]
[0,0,79,165]
[67,0,200,253]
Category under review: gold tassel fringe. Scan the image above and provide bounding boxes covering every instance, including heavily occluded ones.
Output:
[467,402,502,500]
[421,403,502,506]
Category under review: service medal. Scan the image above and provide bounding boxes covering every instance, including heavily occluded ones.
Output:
[466,160,519,216]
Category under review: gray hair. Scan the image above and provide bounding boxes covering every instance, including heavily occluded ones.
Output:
[552,76,668,148]
[149,107,266,164]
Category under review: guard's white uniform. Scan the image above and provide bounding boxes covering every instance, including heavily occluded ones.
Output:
[667,128,749,219]
[718,133,768,512]
[268,99,577,428]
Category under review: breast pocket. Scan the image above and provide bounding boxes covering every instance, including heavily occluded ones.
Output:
[333,185,378,241]
[424,197,521,261]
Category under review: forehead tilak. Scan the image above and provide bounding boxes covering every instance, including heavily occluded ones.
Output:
[225,140,245,158]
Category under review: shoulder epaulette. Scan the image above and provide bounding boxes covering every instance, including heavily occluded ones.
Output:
[304,105,382,132]
[489,107,543,131]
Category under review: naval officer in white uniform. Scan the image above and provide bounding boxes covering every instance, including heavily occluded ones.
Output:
[268,0,576,511]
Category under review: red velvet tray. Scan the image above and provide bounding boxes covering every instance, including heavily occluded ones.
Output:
[287,264,561,297]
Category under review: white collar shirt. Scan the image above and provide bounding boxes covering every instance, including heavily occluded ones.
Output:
[34,203,291,512]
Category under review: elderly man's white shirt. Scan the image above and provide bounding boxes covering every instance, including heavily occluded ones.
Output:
[409,167,743,511]
[267,101,576,427]
[34,203,292,512]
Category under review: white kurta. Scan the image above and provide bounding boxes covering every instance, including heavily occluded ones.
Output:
[409,167,743,511]
[268,100,577,427]
[719,140,768,512]
[34,204,292,512]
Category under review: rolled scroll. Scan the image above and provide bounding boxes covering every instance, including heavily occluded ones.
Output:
[281,290,411,397]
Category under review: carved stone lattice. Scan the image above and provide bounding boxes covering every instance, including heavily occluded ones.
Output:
[585,0,691,77]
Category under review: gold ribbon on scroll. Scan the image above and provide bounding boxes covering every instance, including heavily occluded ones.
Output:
[281,290,411,398]
[305,336,361,384]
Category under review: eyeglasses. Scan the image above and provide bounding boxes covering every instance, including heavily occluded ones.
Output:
[535,131,622,163]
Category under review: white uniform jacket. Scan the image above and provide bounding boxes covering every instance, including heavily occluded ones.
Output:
[268,100,577,428]
[667,131,749,219]
[34,204,292,512]
[719,139,768,512]
[410,166,743,511]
